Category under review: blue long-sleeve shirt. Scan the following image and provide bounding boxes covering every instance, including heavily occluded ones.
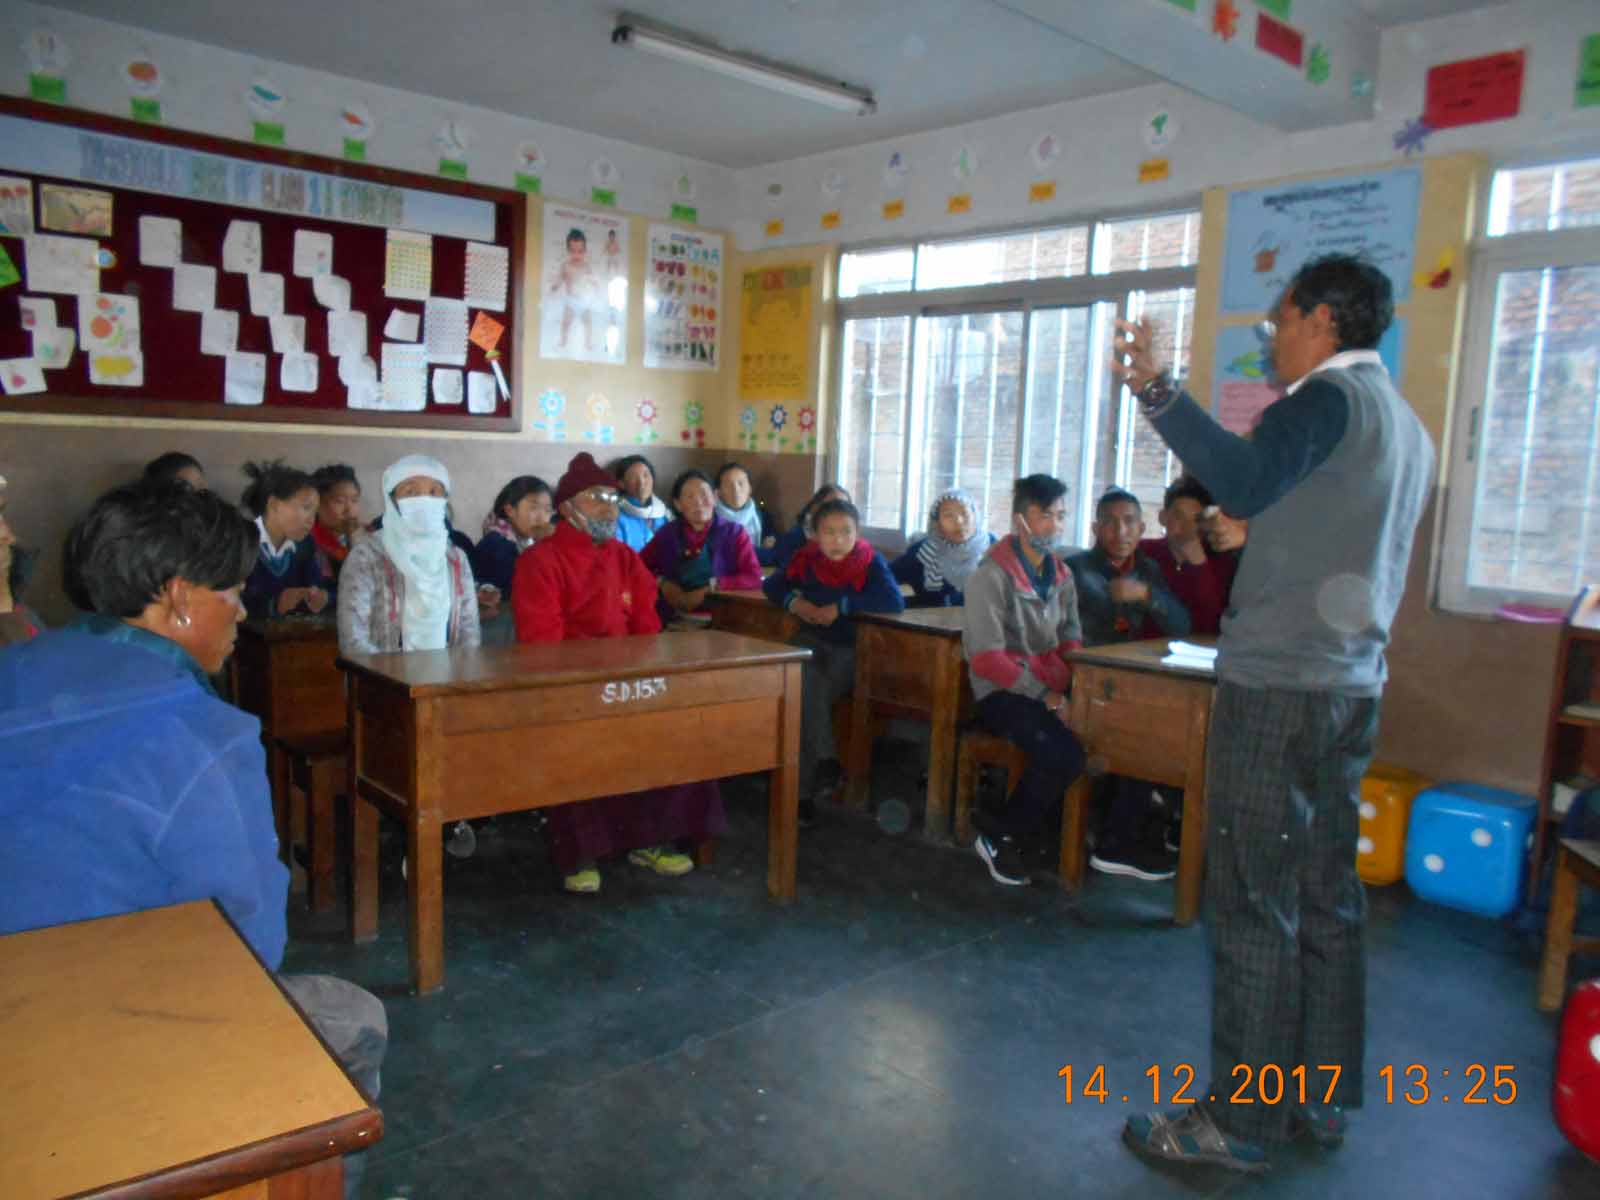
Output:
[0,618,290,967]
[762,548,905,642]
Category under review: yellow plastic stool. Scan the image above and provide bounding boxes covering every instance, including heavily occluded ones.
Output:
[1358,764,1432,885]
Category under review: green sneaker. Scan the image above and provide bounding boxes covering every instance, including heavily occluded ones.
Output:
[563,865,601,893]
[628,845,694,877]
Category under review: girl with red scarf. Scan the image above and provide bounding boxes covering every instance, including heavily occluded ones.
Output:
[761,497,904,821]
[309,464,364,605]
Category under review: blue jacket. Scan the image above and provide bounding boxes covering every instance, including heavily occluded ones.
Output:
[243,537,321,619]
[616,504,671,553]
[762,546,905,643]
[890,534,997,607]
[762,523,808,569]
[0,619,289,967]
[470,529,523,595]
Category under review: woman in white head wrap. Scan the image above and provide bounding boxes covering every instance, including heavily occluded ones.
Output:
[336,455,481,655]
[889,486,996,607]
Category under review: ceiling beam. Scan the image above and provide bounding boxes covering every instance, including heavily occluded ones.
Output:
[998,0,1379,131]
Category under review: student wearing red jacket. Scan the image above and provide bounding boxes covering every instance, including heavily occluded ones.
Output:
[512,453,725,893]
[1138,475,1240,637]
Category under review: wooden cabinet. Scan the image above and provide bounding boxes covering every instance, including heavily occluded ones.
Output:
[1530,585,1600,902]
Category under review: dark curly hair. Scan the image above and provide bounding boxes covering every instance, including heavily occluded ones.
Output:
[1287,254,1394,351]
[240,460,315,518]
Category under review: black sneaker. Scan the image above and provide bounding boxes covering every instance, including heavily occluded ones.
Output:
[1089,842,1176,882]
[975,834,1032,887]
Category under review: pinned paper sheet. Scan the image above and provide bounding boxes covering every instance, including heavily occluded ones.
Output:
[338,353,378,386]
[328,311,368,358]
[464,241,509,311]
[224,351,267,406]
[18,296,56,332]
[313,273,352,312]
[292,229,334,277]
[467,370,496,414]
[201,309,240,356]
[172,263,217,313]
[32,327,75,369]
[468,311,504,352]
[281,351,319,393]
[381,343,428,411]
[423,297,468,366]
[432,367,464,406]
[89,351,143,386]
[138,215,182,267]
[269,313,306,354]
[24,235,99,295]
[384,230,432,300]
[247,272,284,317]
[0,176,35,237]
[347,378,381,410]
[384,308,420,341]
[222,220,263,273]
[0,358,45,395]
[78,293,140,354]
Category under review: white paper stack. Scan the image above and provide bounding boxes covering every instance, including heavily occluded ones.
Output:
[1162,640,1218,671]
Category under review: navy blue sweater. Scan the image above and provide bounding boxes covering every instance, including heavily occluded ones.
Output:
[763,548,905,643]
[470,529,523,596]
[242,538,322,619]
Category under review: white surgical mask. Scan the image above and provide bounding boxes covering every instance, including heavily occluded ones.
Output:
[396,495,447,534]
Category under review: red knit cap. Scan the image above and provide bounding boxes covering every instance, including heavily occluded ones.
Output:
[553,452,618,507]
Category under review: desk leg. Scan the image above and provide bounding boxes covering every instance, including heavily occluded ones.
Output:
[408,817,444,994]
[349,792,379,944]
[923,644,960,841]
[1173,695,1211,926]
[1538,847,1579,1011]
[1058,775,1090,891]
[844,651,874,811]
[268,739,291,864]
[768,661,802,904]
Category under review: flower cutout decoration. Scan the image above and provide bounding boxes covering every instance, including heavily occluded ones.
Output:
[770,405,788,432]
[798,407,816,433]
[636,397,657,424]
[1393,117,1433,157]
[685,400,704,426]
[538,389,565,417]
[739,405,757,429]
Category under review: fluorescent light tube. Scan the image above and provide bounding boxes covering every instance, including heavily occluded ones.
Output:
[613,20,876,116]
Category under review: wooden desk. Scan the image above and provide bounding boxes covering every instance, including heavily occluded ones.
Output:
[1067,638,1217,924]
[704,587,799,644]
[0,900,380,1200]
[339,631,809,994]
[847,607,974,840]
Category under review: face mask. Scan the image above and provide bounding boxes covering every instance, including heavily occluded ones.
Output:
[396,495,447,534]
[1026,533,1059,556]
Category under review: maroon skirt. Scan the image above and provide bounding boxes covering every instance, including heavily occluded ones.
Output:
[543,781,726,875]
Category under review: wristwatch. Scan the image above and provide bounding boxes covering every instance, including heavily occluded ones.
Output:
[1136,371,1179,416]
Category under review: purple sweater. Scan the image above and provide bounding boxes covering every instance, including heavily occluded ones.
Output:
[640,516,763,623]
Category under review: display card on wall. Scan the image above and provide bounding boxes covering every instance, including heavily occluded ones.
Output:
[644,224,721,371]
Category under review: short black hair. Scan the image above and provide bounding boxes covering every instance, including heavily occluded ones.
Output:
[670,468,715,502]
[1162,475,1213,511]
[613,454,656,486]
[492,475,551,520]
[241,459,315,517]
[142,451,204,487]
[1287,254,1394,351]
[1011,475,1068,515]
[798,483,851,529]
[311,463,359,495]
[1095,488,1141,518]
[809,498,861,531]
[65,482,258,618]
[566,228,587,246]
[715,462,751,487]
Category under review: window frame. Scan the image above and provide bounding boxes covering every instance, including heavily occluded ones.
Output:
[830,205,1199,550]
[1439,220,1600,614]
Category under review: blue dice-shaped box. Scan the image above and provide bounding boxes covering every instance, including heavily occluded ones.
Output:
[1404,783,1535,917]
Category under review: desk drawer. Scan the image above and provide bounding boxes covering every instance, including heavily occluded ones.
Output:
[1073,665,1203,786]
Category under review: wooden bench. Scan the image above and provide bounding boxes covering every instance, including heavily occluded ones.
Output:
[1537,838,1600,1011]
[955,728,1091,889]
[279,730,350,913]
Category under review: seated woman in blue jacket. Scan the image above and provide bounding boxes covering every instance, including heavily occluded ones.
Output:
[763,497,904,821]
[0,480,386,1196]
[891,486,997,607]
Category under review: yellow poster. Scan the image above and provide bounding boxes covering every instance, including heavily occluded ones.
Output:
[738,263,812,402]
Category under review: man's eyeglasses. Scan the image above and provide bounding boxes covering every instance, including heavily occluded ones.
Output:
[580,488,621,506]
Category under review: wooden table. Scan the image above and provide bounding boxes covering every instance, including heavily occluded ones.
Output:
[704,587,799,643]
[339,631,809,994]
[847,608,975,840]
[1537,838,1600,1010]
[1067,638,1217,924]
[0,900,381,1199]
[231,616,346,907]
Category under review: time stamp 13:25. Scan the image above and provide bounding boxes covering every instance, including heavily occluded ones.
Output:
[1059,1063,1518,1106]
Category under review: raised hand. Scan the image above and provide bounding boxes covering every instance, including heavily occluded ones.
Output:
[1109,318,1162,393]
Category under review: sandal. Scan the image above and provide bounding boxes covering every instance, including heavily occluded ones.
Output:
[1291,1102,1347,1148]
[1123,1107,1271,1174]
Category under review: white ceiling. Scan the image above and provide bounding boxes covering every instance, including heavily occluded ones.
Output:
[42,0,1507,168]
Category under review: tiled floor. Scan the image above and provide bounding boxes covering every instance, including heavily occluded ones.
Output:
[282,755,1597,1199]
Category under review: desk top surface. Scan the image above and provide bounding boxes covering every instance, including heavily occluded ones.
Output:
[706,588,777,606]
[339,629,810,695]
[239,615,340,643]
[1068,636,1219,681]
[857,606,966,636]
[0,900,375,1200]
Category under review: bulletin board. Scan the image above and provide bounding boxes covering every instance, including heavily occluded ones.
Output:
[0,97,523,430]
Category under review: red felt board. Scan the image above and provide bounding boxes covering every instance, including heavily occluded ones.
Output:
[0,97,523,431]
[1255,13,1304,69]
[1423,50,1525,130]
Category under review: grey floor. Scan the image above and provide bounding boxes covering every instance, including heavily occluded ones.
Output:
[282,747,1598,1199]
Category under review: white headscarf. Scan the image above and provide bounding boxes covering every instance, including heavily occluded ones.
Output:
[715,497,763,546]
[917,487,989,593]
[379,454,452,651]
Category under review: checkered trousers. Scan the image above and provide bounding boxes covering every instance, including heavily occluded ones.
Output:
[1201,680,1378,1144]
